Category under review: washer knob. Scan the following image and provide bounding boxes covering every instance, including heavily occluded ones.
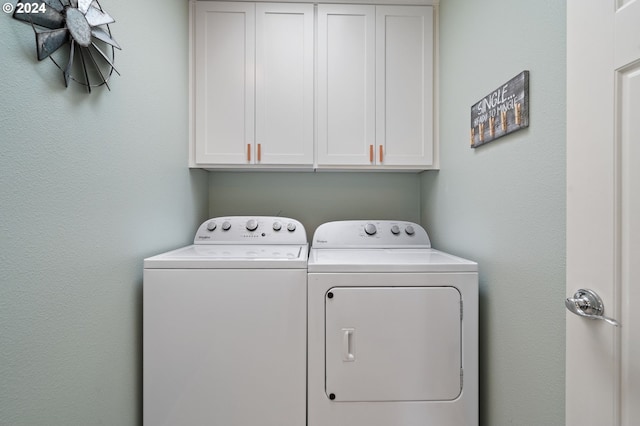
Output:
[287,222,297,232]
[246,219,258,231]
[364,223,377,235]
[390,225,400,235]
[222,221,231,231]
[206,221,217,232]
[273,221,282,231]
[405,225,415,235]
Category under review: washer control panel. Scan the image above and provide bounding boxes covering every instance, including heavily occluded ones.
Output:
[194,216,306,244]
[311,220,431,249]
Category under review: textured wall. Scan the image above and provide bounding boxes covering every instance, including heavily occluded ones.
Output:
[209,172,422,241]
[0,0,567,423]
[0,1,208,424]
[422,0,566,424]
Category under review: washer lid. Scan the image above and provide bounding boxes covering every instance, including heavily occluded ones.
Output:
[307,248,477,273]
[144,244,308,269]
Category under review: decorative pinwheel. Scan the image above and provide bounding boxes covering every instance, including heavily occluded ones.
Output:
[13,0,121,92]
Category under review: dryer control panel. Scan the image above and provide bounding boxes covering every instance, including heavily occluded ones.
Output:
[312,220,431,249]
[194,216,307,245]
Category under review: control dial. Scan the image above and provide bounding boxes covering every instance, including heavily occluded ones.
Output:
[246,219,258,232]
[405,225,415,235]
[206,221,217,232]
[364,223,377,236]
[222,221,231,231]
[273,221,282,231]
[287,222,297,232]
[390,225,400,235]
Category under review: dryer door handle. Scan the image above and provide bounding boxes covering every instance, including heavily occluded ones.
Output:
[342,328,356,362]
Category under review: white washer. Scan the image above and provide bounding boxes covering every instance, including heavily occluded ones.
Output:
[308,220,478,426]
[143,216,307,426]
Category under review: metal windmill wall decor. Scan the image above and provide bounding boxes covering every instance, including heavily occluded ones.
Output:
[12,0,121,92]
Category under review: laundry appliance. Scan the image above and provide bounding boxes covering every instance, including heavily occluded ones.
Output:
[307,220,478,426]
[143,216,307,426]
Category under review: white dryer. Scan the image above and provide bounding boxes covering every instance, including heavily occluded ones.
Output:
[143,216,307,426]
[307,220,478,426]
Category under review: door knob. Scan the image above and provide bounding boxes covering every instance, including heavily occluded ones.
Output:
[565,289,620,327]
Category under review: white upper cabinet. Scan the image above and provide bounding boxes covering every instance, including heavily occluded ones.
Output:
[194,2,255,166]
[376,6,433,168]
[255,3,314,166]
[192,2,314,168]
[317,5,434,170]
[316,4,376,167]
[191,1,436,171]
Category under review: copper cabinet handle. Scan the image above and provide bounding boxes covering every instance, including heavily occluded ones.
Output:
[257,143,261,162]
[379,145,383,163]
[369,145,374,163]
[247,144,251,162]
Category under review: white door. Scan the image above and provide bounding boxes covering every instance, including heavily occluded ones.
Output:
[316,4,376,167]
[194,2,255,165]
[566,1,640,425]
[255,3,314,165]
[376,6,433,167]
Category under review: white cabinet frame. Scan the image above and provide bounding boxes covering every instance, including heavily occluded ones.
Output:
[192,2,314,169]
[190,1,438,171]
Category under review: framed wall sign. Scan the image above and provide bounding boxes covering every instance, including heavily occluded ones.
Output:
[470,71,529,148]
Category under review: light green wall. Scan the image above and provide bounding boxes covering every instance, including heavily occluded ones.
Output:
[422,0,566,425]
[209,172,422,240]
[1,0,566,423]
[0,2,208,425]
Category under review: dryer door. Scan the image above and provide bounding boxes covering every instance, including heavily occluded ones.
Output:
[325,286,462,402]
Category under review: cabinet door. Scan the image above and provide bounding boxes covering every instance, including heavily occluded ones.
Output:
[255,3,314,165]
[376,6,433,167]
[194,2,255,165]
[317,5,375,166]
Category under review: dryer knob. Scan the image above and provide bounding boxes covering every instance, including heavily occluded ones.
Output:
[390,225,400,235]
[206,221,217,232]
[364,223,377,235]
[287,222,297,232]
[222,221,231,231]
[273,221,282,231]
[246,219,258,232]
[405,225,415,235]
